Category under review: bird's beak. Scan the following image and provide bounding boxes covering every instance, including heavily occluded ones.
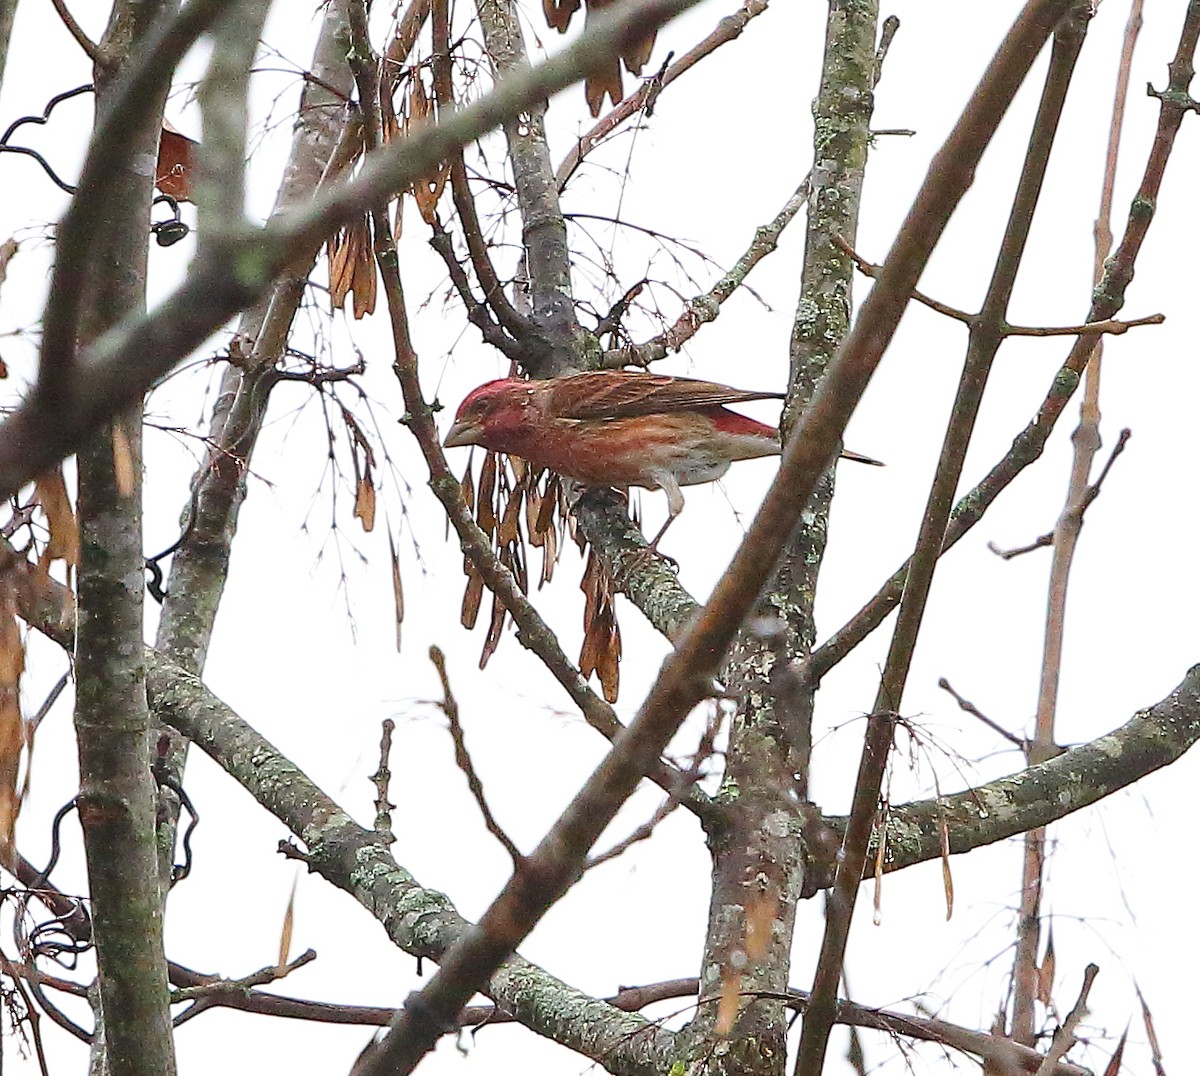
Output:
[443,418,483,449]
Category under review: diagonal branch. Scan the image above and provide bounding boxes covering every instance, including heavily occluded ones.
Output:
[352,2,1075,1072]
[0,0,712,500]
[794,5,1087,1072]
[805,0,1200,686]
[555,0,770,190]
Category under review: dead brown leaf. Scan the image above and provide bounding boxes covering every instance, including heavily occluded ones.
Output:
[388,528,404,652]
[277,873,298,972]
[1101,1025,1128,1076]
[0,237,18,289]
[1036,927,1055,1007]
[327,217,377,319]
[354,475,376,533]
[157,122,198,202]
[579,548,620,702]
[940,811,954,920]
[33,467,79,569]
[1136,984,1165,1076]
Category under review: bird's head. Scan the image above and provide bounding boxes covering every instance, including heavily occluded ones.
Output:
[443,378,534,450]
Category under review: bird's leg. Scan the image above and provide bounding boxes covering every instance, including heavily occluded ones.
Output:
[644,475,685,554]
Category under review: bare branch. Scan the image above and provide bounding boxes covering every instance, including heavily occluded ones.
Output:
[354,4,1075,1072]
[1034,965,1099,1076]
[49,0,102,63]
[837,237,1164,338]
[600,177,810,368]
[430,646,523,864]
[796,10,1087,1070]
[804,661,1200,886]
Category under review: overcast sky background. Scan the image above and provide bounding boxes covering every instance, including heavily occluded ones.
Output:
[0,1,1197,1073]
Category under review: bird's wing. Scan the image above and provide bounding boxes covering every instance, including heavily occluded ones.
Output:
[546,372,783,420]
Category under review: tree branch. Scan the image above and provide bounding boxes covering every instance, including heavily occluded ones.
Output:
[351,2,1074,1071]
[146,658,678,1076]
[0,0,711,499]
[805,0,1200,684]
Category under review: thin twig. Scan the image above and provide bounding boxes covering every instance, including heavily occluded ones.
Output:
[601,176,809,367]
[370,719,396,845]
[989,428,1130,560]
[795,11,1084,1072]
[805,3,1200,685]
[429,645,523,864]
[1033,965,1099,1076]
[586,706,720,869]
[1015,0,1146,1043]
[49,0,102,63]
[836,236,1163,337]
[2,0,715,498]
[938,678,1025,749]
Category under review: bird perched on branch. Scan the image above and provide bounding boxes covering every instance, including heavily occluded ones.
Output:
[443,370,882,549]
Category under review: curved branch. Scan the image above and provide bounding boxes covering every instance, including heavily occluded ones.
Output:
[805,662,1200,887]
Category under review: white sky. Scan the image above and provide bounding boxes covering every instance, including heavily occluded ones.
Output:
[1,1,1197,1073]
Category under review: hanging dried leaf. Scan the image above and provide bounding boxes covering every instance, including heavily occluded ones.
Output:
[497,484,523,550]
[940,811,954,920]
[156,122,198,202]
[479,587,506,670]
[461,563,484,630]
[461,458,476,515]
[407,79,449,223]
[0,587,26,852]
[477,451,498,540]
[327,216,377,319]
[388,530,404,652]
[524,483,544,548]
[112,421,135,499]
[542,0,657,115]
[354,476,376,533]
[33,467,79,569]
[535,474,562,585]
[542,0,580,31]
[1036,927,1056,1007]
[579,548,620,702]
[277,873,298,972]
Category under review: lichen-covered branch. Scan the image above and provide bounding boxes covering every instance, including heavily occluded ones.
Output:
[71,6,177,1073]
[147,659,677,1076]
[802,662,1200,885]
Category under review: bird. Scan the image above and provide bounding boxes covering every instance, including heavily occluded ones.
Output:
[443,370,882,549]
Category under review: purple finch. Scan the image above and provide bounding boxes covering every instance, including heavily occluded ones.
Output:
[444,371,880,546]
